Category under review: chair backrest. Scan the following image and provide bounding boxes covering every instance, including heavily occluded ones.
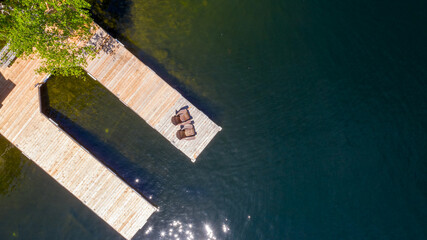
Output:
[180,110,191,121]
[184,127,195,137]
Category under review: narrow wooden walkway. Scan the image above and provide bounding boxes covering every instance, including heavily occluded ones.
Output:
[0,58,157,239]
[0,42,17,69]
[85,28,222,162]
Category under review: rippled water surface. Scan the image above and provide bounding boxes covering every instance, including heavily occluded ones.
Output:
[1,0,427,239]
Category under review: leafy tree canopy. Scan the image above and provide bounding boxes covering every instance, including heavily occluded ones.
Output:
[0,0,96,76]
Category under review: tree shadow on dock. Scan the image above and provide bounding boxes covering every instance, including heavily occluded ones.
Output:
[0,73,15,109]
[88,29,120,55]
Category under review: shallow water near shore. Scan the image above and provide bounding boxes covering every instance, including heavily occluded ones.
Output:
[1,0,427,239]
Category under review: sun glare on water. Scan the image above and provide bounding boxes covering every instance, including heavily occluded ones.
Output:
[144,219,231,240]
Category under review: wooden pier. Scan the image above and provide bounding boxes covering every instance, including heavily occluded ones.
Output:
[0,26,221,239]
[0,58,157,239]
[85,28,222,162]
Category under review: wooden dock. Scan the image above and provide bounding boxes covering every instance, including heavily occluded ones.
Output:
[85,28,222,162]
[0,58,157,239]
[0,25,220,239]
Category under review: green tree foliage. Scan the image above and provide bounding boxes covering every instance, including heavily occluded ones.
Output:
[0,0,96,76]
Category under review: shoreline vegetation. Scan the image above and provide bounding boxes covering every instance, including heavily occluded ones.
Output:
[1,0,94,198]
[0,0,96,76]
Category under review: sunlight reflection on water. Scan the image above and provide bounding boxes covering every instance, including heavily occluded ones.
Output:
[142,219,232,240]
[204,224,216,240]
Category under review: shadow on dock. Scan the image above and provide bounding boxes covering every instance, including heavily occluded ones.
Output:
[0,73,15,109]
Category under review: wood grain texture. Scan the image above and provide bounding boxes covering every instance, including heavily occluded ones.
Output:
[0,25,221,239]
[0,57,157,240]
[86,28,222,162]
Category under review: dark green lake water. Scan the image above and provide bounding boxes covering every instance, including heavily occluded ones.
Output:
[1,0,427,239]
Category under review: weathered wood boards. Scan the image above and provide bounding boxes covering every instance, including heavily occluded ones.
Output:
[0,24,221,240]
[0,58,157,240]
[0,43,16,69]
[86,28,222,162]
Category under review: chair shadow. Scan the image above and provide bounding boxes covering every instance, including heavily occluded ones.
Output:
[176,105,189,114]
[0,72,16,109]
